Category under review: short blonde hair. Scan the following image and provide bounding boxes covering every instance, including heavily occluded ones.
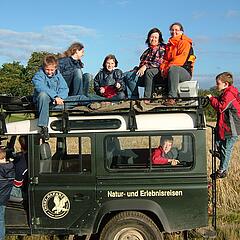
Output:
[0,148,6,160]
[43,54,58,67]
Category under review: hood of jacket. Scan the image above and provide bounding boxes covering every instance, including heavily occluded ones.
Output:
[169,34,192,46]
[225,85,240,98]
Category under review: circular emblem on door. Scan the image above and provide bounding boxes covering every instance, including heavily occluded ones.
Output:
[42,191,70,219]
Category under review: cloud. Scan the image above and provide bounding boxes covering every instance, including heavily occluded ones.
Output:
[116,0,129,5]
[197,49,240,59]
[194,74,216,89]
[225,10,240,18]
[98,0,129,6]
[0,25,98,65]
[195,73,240,90]
[193,35,210,44]
[192,11,206,20]
[225,33,240,43]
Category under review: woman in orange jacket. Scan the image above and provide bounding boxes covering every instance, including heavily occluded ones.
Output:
[160,22,195,105]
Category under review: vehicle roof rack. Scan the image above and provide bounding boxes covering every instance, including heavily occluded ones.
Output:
[0,95,208,134]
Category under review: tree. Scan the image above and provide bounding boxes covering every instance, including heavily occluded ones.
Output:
[0,61,30,96]
[25,51,51,84]
[198,88,219,121]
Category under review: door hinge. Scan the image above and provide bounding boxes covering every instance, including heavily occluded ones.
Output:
[30,176,39,185]
[31,217,40,225]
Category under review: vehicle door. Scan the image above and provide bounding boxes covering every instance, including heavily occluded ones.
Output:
[29,134,97,231]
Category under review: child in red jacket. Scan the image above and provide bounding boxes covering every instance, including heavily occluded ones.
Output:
[207,72,240,179]
[152,135,180,165]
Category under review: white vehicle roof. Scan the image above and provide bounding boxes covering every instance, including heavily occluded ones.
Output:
[5,111,204,135]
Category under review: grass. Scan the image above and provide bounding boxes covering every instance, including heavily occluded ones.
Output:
[5,113,34,123]
[6,122,240,240]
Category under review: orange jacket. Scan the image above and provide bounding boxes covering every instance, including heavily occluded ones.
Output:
[160,34,193,77]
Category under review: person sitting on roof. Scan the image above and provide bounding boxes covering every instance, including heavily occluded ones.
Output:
[94,54,126,100]
[58,42,91,96]
[123,28,166,100]
[152,135,180,165]
[160,22,196,106]
[32,54,104,140]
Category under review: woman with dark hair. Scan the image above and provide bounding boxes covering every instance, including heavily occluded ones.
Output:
[58,42,91,96]
[94,54,125,100]
[124,27,165,100]
[161,22,196,105]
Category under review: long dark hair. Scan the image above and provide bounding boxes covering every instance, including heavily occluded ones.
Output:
[145,28,164,46]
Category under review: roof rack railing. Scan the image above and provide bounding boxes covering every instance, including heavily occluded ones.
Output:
[0,95,209,134]
[0,95,209,115]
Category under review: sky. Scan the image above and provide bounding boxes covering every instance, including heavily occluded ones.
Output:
[0,0,240,89]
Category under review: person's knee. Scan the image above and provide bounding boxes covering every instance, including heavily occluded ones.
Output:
[125,71,138,82]
[118,91,126,100]
[83,73,92,82]
[169,66,181,75]
[73,68,83,79]
[37,92,50,102]
[145,68,156,77]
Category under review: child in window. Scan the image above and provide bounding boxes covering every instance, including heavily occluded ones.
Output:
[94,54,125,100]
[152,135,180,165]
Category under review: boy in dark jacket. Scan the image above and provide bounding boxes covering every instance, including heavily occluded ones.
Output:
[207,72,240,179]
[0,148,14,239]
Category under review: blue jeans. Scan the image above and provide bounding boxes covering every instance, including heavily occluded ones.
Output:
[168,66,191,98]
[123,71,139,99]
[109,91,126,100]
[217,136,238,171]
[70,69,91,96]
[0,205,5,240]
[36,92,103,127]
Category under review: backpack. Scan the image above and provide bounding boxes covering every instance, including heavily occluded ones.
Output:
[182,46,196,76]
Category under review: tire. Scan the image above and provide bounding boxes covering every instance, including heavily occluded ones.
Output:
[99,211,163,240]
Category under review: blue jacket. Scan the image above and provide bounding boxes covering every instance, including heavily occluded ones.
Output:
[32,68,69,101]
[58,57,83,87]
[0,163,14,205]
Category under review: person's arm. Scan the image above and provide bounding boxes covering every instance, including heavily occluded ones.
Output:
[168,40,191,67]
[137,48,149,77]
[55,73,69,99]
[152,148,169,164]
[114,69,125,91]
[209,91,235,113]
[94,71,103,95]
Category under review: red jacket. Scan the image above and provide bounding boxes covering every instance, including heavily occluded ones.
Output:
[209,85,240,140]
[151,146,169,165]
[160,34,194,77]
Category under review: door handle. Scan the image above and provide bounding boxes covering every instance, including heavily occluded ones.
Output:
[73,193,90,201]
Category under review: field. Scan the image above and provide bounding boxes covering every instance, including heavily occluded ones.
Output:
[6,122,240,240]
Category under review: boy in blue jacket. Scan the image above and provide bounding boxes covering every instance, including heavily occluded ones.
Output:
[32,55,98,140]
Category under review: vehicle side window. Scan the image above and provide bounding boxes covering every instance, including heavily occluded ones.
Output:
[106,134,194,171]
[40,136,91,174]
[151,135,193,168]
[106,136,149,169]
